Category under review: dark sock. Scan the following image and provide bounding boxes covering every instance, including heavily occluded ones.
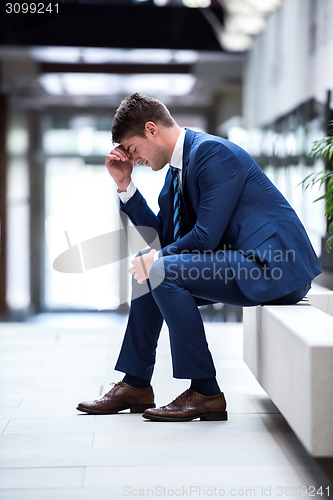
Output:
[122,374,151,389]
[190,377,221,396]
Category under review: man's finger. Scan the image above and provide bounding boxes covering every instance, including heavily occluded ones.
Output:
[106,154,122,164]
[109,151,125,162]
[111,146,132,162]
[139,255,148,278]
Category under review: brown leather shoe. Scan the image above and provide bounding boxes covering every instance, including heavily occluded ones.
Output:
[142,389,227,422]
[76,381,155,415]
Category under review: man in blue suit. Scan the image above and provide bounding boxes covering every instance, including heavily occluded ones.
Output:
[77,93,321,422]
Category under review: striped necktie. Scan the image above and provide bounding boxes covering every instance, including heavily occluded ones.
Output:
[170,166,181,241]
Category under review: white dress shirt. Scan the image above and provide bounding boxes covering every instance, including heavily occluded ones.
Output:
[169,127,186,191]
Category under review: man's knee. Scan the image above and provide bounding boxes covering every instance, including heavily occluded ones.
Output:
[149,258,166,291]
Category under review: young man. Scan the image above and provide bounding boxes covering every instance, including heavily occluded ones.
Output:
[77,93,321,422]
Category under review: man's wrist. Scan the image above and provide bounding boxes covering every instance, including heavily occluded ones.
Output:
[116,177,132,193]
[117,180,137,204]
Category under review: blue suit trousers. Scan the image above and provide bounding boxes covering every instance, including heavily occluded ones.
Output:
[114,251,311,380]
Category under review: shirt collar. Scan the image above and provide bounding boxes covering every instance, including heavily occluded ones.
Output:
[170,128,186,170]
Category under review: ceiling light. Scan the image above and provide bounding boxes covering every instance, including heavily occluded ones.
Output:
[173,50,198,64]
[224,0,282,14]
[126,49,177,64]
[84,48,174,65]
[246,0,282,13]
[182,0,211,7]
[128,74,196,96]
[223,0,255,15]
[30,46,199,66]
[64,74,121,96]
[29,47,82,63]
[219,0,282,51]
[39,74,64,94]
[39,73,196,97]
[227,13,266,35]
[39,74,121,95]
[218,32,253,52]
[83,48,130,64]
[84,48,198,65]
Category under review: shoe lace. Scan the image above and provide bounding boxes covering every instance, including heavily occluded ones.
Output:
[101,381,120,399]
[170,389,191,406]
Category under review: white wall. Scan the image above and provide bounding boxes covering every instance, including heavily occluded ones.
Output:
[244,0,333,128]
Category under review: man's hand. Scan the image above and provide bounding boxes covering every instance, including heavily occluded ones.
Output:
[105,145,133,192]
[129,249,157,284]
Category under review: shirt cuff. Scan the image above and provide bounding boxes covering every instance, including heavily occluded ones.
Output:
[153,251,160,262]
[117,180,137,203]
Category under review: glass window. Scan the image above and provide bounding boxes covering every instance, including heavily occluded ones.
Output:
[6,114,30,311]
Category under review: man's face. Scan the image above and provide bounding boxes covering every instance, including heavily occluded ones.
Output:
[121,131,170,172]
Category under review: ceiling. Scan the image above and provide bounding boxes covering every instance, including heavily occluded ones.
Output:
[0,2,245,111]
[0,3,224,51]
[0,46,244,109]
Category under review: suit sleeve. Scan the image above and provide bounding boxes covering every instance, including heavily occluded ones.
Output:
[120,188,164,248]
[161,141,248,256]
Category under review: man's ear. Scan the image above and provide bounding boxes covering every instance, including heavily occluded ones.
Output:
[145,122,158,137]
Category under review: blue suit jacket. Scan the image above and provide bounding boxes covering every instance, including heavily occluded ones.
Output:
[121,128,321,302]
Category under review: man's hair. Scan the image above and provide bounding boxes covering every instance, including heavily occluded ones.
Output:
[111,93,175,144]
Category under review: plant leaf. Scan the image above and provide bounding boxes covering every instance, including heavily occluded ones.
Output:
[325,234,333,253]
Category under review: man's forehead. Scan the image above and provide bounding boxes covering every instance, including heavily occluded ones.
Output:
[120,137,133,150]
[121,135,145,151]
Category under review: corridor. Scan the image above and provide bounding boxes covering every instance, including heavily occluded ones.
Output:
[0,317,332,499]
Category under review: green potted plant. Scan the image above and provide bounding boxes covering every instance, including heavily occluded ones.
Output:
[301,121,333,253]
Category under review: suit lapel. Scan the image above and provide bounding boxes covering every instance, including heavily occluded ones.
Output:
[180,128,196,236]
[159,129,196,242]
[182,128,196,190]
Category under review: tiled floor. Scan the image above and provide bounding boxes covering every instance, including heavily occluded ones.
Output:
[0,320,332,499]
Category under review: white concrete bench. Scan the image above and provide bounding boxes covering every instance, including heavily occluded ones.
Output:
[243,293,333,457]
[307,283,333,316]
